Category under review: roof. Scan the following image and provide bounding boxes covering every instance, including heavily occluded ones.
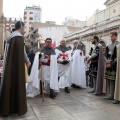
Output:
[32,22,81,32]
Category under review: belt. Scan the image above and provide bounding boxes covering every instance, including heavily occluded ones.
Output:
[57,61,62,64]
[42,62,50,66]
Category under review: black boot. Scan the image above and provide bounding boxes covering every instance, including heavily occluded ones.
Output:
[104,80,115,100]
[88,77,96,93]
[50,89,56,99]
[65,87,70,93]
[113,100,119,104]
[71,84,76,88]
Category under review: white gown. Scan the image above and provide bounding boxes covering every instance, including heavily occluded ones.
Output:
[40,54,59,93]
[71,49,86,88]
[55,49,72,88]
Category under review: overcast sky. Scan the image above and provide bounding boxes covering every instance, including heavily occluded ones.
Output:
[3,0,106,24]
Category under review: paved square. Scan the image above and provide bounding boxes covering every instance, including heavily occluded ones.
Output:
[0,88,120,120]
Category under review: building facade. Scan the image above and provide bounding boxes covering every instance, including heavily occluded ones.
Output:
[0,0,4,54]
[4,17,22,32]
[24,5,42,36]
[28,22,81,51]
[63,18,86,28]
[64,0,120,56]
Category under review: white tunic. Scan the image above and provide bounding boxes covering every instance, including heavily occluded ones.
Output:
[71,49,86,88]
[40,54,59,92]
[55,49,72,88]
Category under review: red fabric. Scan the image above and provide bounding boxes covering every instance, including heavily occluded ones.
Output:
[60,53,68,60]
[44,55,50,63]
[51,41,56,48]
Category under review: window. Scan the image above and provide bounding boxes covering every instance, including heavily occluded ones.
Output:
[24,12,27,15]
[11,25,15,27]
[6,25,9,27]
[29,17,33,20]
[30,12,33,15]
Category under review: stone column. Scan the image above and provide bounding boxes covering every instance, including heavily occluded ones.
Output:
[0,0,4,54]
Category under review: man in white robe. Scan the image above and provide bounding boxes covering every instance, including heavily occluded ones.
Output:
[55,39,71,93]
[71,40,86,88]
[40,38,59,99]
[26,40,45,98]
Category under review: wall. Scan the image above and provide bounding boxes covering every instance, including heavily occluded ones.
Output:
[38,26,70,46]
[64,0,120,56]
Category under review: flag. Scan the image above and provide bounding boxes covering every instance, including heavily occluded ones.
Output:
[51,40,56,48]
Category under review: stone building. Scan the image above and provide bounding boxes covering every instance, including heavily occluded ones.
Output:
[64,0,120,56]
[4,17,22,32]
[0,0,4,54]
[24,5,42,36]
[28,21,81,51]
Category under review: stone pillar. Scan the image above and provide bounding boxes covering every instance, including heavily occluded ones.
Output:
[0,0,4,54]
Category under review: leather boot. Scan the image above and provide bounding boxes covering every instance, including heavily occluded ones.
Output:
[65,87,70,93]
[113,100,119,104]
[104,80,115,100]
[88,77,96,93]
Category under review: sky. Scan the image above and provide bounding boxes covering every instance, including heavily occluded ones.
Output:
[3,0,106,25]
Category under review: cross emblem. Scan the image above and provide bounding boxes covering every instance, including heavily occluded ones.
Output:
[44,55,51,63]
[59,53,68,60]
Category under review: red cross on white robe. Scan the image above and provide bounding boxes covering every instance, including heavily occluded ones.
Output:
[60,53,68,60]
[44,55,51,63]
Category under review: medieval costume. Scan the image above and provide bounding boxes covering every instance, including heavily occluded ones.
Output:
[40,46,59,98]
[27,52,40,98]
[55,45,71,93]
[114,44,120,103]
[104,41,120,100]
[0,31,28,116]
[71,45,86,88]
[28,50,35,75]
[88,43,104,95]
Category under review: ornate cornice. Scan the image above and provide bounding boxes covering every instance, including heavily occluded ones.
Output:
[104,0,119,6]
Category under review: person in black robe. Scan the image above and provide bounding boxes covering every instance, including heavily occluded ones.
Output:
[88,36,104,95]
[0,21,31,117]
